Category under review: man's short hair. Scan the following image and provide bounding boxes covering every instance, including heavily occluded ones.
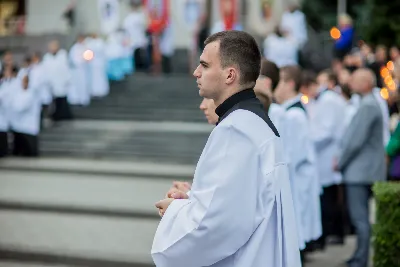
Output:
[280,65,302,92]
[319,69,338,86]
[260,59,279,92]
[301,70,317,87]
[204,30,261,86]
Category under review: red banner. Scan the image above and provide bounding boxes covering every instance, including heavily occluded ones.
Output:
[143,0,170,34]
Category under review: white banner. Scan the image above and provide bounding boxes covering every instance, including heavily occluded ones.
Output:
[98,0,120,35]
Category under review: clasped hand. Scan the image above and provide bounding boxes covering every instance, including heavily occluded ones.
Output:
[155,181,191,217]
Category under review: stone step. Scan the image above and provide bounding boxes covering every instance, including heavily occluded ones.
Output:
[38,120,211,165]
[0,210,157,266]
[0,157,195,179]
[70,74,203,122]
[0,168,176,266]
[0,170,176,218]
[0,258,154,267]
[71,109,205,122]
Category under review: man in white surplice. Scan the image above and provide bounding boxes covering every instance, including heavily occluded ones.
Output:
[68,35,91,106]
[152,30,301,267]
[313,70,347,247]
[274,66,322,251]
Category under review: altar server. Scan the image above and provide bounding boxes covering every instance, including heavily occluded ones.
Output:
[86,34,110,98]
[0,67,18,156]
[313,70,348,247]
[152,31,301,267]
[42,40,73,121]
[68,35,91,106]
[275,66,322,251]
[9,75,41,156]
[254,59,284,132]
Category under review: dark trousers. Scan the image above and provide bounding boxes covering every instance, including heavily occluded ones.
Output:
[12,132,39,157]
[133,47,149,71]
[52,97,72,121]
[345,184,372,267]
[319,184,346,246]
[161,55,172,74]
[0,131,8,157]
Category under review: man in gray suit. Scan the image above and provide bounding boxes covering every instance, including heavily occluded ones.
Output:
[335,68,386,267]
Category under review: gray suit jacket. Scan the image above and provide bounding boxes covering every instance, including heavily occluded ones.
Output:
[338,93,386,184]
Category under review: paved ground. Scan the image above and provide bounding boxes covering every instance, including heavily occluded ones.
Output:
[307,237,355,267]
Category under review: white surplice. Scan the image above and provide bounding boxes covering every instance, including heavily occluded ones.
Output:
[0,78,16,132]
[29,62,52,105]
[42,50,71,98]
[9,83,42,136]
[68,42,90,106]
[280,95,322,246]
[263,34,298,68]
[86,37,110,97]
[280,10,308,49]
[122,10,148,53]
[312,89,347,187]
[152,95,301,267]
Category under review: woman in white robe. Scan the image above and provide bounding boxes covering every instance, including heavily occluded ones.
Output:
[68,37,91,106]
[86,35,110,98]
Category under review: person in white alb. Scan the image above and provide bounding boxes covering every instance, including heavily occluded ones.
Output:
[312,70,348,247]
[42,40,73,121]
[151,30,301,267]
[254,59,285,133]
[85,34,110,98]
[274,66,322,256]
[0,67,17,157]
[9,75,42,156]
[68,35,91,106]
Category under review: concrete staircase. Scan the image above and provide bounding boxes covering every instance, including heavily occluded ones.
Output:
[71,74,205,122]
[39,73,212,165]
[0,158,195,267]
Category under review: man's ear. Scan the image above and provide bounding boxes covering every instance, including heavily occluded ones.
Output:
[225,67,238,85]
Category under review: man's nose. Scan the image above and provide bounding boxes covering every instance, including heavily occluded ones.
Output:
[193,66,200,77]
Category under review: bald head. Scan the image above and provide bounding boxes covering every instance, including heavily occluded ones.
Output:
[350,68,376,95]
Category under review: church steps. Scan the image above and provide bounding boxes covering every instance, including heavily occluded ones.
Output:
[0,158,195,180]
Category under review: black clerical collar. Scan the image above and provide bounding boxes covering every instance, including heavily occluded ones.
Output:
[215,88,256,124]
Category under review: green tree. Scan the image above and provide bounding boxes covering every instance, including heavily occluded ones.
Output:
[362,0,400,46]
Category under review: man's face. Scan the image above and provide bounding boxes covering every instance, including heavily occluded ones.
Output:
[304,82,319,99]
[317,73,329,89]
[254,76,272,98]
[193,41,225,100]
[199,98,219,125]
[376,48,387,62]
[48,41,59,54]
[390,47,399,60]
[338,69,351,86]
[3,52,13,65]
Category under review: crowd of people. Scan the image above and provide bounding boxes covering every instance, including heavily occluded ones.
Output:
[0,33,122,158]
[197,42,399,267]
